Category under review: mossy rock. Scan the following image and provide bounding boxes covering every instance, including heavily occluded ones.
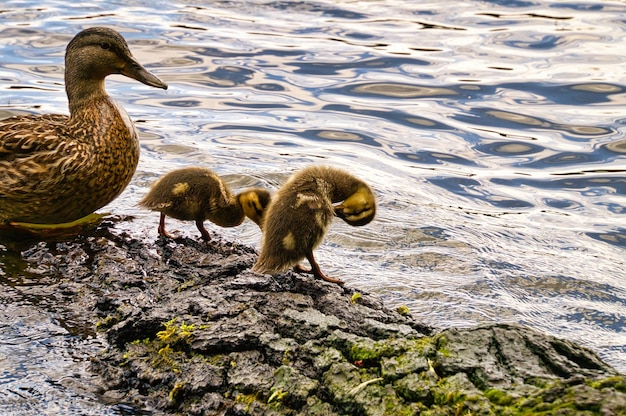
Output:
[15,229,621,415]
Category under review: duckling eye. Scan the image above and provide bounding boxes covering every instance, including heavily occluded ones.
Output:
[354,203,371,214]
[100,42,111,50]
[248,201,263,216]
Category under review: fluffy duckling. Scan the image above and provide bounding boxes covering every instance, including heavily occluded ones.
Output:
[0,27,167,225]
[253,165,376,285]
[139,167,271,241]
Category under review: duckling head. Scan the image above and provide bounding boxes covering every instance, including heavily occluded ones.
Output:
[238,188,272,228]
[334,185,376,226]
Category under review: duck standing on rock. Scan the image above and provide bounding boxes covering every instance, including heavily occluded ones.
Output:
[253,165,376,285]
[0,27,168,225]
[139,167,272,241]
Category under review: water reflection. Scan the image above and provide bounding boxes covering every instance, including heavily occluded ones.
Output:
[322,104,455,131]
[352,83,457,98]
[604,139,626,154]
[1,0,626,413]
[458,107,613,137]
[0,246,139,415]
[476,140,544,156]
[492,175,626,196]
[292,57,431,76]
[396,151,479,167]
[588,229,626,248]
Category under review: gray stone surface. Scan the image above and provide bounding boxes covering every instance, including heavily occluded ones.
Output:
[10,225,626,415]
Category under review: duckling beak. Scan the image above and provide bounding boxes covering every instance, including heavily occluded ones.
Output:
[121,56,168,90]
[334,205,352,222]
[334,204,375,226]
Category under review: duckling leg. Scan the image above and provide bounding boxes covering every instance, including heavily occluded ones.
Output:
[195,218,212,241]
[158,213,177,239]
[294,264,312,274]
[300,250,345,285]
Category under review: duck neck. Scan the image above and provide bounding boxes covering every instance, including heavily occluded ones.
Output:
[64,62,138,147]
[210,197,245,228]
[65,73,108,114]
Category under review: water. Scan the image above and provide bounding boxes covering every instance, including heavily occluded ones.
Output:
[1,0,625,412]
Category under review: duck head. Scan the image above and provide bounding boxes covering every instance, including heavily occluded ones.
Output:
[65,27,168,93]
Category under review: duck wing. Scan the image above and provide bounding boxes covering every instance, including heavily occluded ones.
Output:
[0,114,86,197]
[0,114,69,160]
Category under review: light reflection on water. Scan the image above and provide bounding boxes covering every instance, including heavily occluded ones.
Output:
[1,0,626,413]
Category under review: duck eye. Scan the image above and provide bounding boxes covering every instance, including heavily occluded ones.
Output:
[100,42,111,50]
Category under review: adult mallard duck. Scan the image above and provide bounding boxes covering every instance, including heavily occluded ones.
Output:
[139,167,272,241]
[0,27,167,225]
[252,165,376,285]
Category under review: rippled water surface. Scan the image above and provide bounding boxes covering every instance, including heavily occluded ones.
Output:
[1,0,626,413]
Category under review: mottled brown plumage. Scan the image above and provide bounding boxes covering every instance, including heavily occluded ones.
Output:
[0,27,167,224]
[139,167,272,241]
[252,165,376,285]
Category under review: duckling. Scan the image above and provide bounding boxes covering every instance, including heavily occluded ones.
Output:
[139,167,271,241]
[252,165,376,285]
[0,27,167,225]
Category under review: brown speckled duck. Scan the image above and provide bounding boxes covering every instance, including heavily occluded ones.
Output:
[252,165,376,285]
[0,27,167,225]
[139,167,272,241]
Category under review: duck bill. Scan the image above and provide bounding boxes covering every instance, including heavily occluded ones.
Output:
[334,205,356,224]
[121,56,168,90]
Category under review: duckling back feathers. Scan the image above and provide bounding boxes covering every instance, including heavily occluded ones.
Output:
[139,167,240,226]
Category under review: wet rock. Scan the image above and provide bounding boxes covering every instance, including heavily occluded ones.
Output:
[436,324,612,388]
[12,224,626,415]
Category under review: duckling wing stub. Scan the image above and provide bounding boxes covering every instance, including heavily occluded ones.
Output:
[295,192,324,210]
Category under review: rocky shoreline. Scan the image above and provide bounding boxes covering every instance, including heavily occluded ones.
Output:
[9,221,626,415]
